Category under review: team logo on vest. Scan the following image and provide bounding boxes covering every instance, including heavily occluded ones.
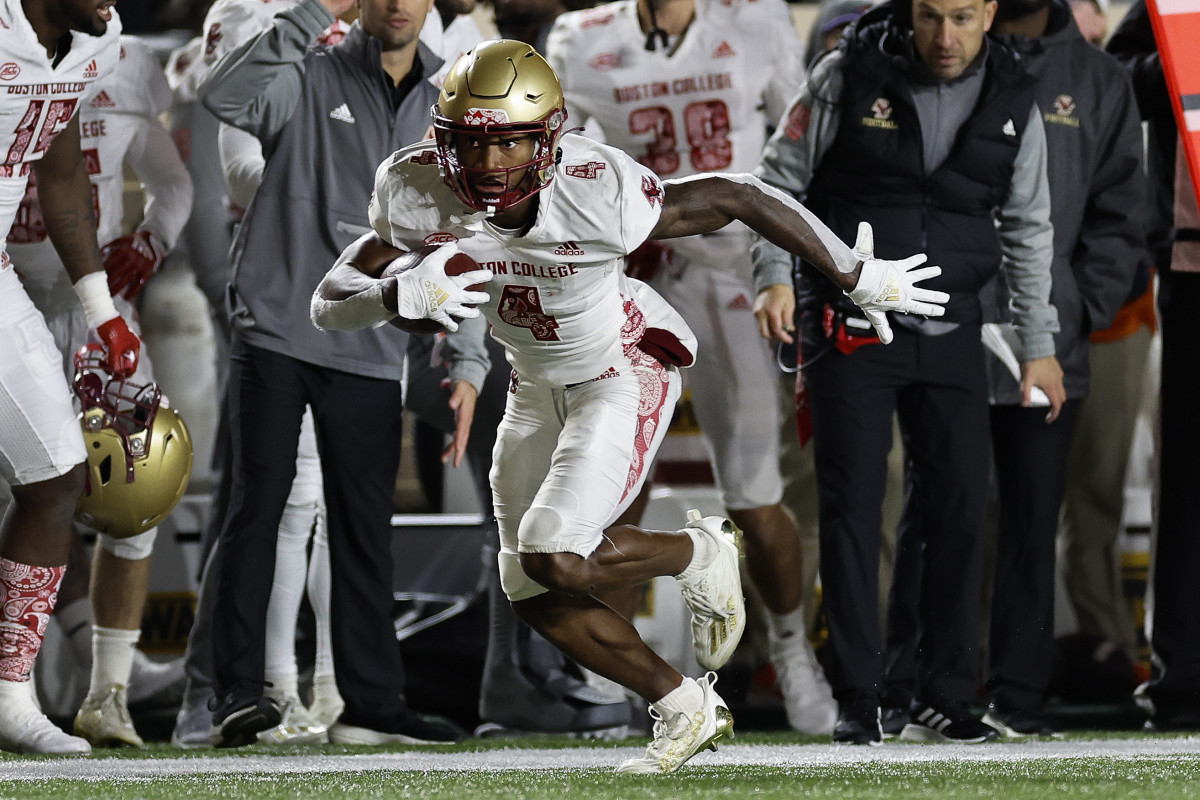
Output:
[1044,94,1081,128]
[862,98,898,130]
[424,232,458,245]
[588,52,620,71]
[0,63,19,80]
[564,161,607,179]
[712,41,736,59]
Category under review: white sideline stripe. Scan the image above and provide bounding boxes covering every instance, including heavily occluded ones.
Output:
[3,739,1200,780]
[1156,0,1200,14]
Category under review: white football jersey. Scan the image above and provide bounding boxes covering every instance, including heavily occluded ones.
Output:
[9,36,177,309]
[547,0,803,267]
[0,0,120,261]
[370,134,676,386]
[203,0,350,66]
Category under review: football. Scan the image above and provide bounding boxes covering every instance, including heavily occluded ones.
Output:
[382,244,485,334]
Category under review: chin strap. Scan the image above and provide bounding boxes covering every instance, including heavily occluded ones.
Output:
[644,0,669,51]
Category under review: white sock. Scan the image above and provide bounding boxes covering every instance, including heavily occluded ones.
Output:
[766,605,808,643]
[307,513,335,683]
[652,677,703,719]
[264,503,316,693]
[89,626,140,695]
[675,528,716,581]
[56,598,93,668]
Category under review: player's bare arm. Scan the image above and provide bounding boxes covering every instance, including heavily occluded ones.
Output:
[34,118,105,285]
[652,174,949,345]
[651,174,859,293]
[34,115,141,377]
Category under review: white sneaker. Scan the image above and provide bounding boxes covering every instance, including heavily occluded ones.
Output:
[616,673,734,774]
[74,684,144,747]
[308,674,345,728]
[676,510,745,670]
[171,702,213,749]
[258,692,328,746]
[0,679,91,755]
[770,634,837,735]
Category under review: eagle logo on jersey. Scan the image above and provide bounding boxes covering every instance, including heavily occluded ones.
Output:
[412,150,439,166]
[564,162,606,179]
[0,63,19,80]
[642,176,664,207]
[499,286,561,341]
[588,53,620,71]
[463,107,510,126]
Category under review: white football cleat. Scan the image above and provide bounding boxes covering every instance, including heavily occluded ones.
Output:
[0,679,91,755]
[616,673,734,775]
[258,692,328,746]
[676,509,745,670]
[74,684,144,747]
[770,634,837,735]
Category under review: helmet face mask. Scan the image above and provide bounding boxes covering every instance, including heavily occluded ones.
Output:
[72,344,193,538]
[433,40,567,214]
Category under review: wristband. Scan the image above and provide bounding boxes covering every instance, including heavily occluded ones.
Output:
[73,271,120,328]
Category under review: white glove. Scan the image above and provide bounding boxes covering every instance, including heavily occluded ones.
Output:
[392,243,492,333]
[844,222,949,345]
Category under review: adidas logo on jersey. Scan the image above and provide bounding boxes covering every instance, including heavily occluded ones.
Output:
[727,294,752,311]
[329,103,356,124]
[89,91,115,109]
[593,366,620,382]
[712,41,736,58]
[83,59,98,79]
[554,241,585,256]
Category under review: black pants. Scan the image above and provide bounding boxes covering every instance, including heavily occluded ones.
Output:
[807,323,990,707]
[985,400,1081,710]
[1151,269,1200,701]
[212,337,408,728]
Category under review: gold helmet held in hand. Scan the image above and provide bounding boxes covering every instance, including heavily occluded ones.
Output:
[72,345,193,538]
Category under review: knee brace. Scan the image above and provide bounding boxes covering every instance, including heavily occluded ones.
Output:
[99,527,157,560]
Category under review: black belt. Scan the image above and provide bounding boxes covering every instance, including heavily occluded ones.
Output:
[1175,227,1200,243]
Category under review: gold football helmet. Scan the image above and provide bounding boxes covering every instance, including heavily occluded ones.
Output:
[72,345,193,539]
[433,39,567,213]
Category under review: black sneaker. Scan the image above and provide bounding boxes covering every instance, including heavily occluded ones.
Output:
[208,688,281,748]
[900,700,999,744]
[880,705,911,738]
[832,693,881,746]
[982,704,1059,738]
[1135,682,1200,731]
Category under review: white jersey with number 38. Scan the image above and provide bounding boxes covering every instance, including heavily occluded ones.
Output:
[369,135,691,387]
[0,0,120,261]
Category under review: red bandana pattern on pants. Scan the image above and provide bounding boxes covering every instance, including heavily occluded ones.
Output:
[0,558,65,682]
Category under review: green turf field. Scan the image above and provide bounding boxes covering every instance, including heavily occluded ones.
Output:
[2,731,1199,800]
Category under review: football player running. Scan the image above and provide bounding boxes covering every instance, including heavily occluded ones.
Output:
[547,0,839,734]
[312,41,945,774]
[0,0,139,755]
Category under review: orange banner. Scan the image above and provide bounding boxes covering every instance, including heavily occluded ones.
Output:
[1148,0,1200,200]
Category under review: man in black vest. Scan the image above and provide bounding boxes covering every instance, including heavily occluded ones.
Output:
[753,0,1064,744]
